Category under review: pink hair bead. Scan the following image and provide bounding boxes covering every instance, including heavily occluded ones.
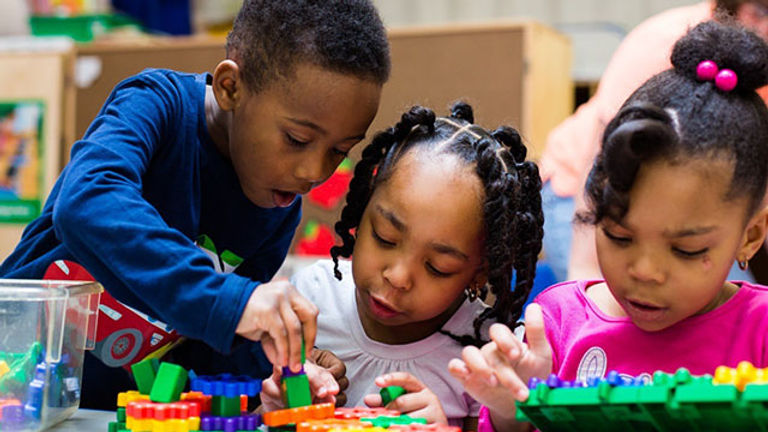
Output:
[696,60,719,81]
[715,69,738,92]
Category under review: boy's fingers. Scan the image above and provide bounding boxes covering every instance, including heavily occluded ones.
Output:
[291,292,318,357]
[279,301,304,372]
[523,303,551,358]
[260,335,279,366]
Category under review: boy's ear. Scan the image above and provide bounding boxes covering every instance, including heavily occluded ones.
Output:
[739,206,768,263]
[212,60,244,112]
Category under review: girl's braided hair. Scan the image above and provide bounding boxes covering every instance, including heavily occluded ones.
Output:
[330,102,544,346]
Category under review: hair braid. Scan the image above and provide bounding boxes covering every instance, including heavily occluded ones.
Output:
[330,106,436,279]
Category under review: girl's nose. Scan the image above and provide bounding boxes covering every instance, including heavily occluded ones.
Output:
[628,252,665,284]
[382,260,413,291]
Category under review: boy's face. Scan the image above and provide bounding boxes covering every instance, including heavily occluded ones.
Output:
[595,159,755,332]
[225,63,381,208]
[351,152,487,344]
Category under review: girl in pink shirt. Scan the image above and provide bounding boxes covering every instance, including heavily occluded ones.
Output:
[450,20,768,431]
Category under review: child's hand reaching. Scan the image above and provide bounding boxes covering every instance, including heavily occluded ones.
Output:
[363,372,448,425]
[448,303,552,430]
[236,278,318,372]
[259,353,342,412]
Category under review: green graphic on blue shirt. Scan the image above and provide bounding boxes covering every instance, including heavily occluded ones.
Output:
[196,234,243,273]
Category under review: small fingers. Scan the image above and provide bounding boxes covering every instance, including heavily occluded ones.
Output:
[374,371,425,393]
[363,393,383,408]
[462,345,497,387]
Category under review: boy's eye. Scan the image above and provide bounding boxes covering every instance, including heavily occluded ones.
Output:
[371,228,395,247]
[673,247,709,258]
[426,262,452,278]
[332,148,349,157]
[285,133,308,147]
[602,228,631,245]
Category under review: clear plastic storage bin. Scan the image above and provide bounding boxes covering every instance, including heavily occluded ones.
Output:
[0,280,102,431]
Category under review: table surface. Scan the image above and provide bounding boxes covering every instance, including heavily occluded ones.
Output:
[50,409,115,432]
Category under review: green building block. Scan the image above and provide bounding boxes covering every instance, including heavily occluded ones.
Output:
[131,358,159,395]
[107,421,126,432]
[212,395,242,417]
[116,407,126,422]
[282,373,312,408]
[149,362,188,403]
[380,385,406,406]
[360,415,427,428]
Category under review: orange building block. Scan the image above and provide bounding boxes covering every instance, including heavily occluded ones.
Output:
[297,418,372,432]
[263,402,335,426]
[334,407,400,420]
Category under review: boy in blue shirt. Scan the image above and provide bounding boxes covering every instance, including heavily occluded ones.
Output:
[0,0,389,408]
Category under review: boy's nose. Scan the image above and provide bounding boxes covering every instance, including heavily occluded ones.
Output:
[295,153,332,184]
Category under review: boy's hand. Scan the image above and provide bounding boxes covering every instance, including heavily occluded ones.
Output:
[363,372,448,425]
[258,354,342,412]
[448,304,552,430]
[311,349,349,406]
[235,279,318,372]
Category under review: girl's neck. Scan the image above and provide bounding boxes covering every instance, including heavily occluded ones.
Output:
[355,290,466,345]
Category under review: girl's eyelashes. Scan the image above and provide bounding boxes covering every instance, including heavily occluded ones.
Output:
[426,262,452,278]
[602,228,631,245]
[673,247,709,258]
[332,148,349,157]
[285,132,309,147]
[371,228,395,247]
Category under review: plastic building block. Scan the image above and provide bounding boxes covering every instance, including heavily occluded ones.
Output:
[359,415,427,428]
[326,427,388,432]
[118,390,150,407]
[297,418,373,432]
[380,386,406,406]
[126,400,203,420]
[387,425,461,432]
[211,395,241,417]
[180,392,212,414]
[150,362,188,403]
[0,361,9,379]
[117,407,127,422]
[263,402,335,426]
[132,358,160,395]
[283,372,312,408]
[199,414,261,431]
[334,407,400,420]
[190,374,261,398]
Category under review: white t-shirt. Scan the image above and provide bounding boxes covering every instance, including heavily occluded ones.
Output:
[292,259,490,426]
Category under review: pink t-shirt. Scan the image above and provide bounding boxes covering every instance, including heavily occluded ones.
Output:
[537,280,768,380]
[477,279,768,432]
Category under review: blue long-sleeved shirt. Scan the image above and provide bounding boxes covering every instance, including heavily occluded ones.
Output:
[0,69,301,357]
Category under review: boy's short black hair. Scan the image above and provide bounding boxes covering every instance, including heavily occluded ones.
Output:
[226,0,390,92]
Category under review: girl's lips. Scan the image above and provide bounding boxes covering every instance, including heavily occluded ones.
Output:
[272,190,297,207]
[623,298,667,323]
[367,294,402,319]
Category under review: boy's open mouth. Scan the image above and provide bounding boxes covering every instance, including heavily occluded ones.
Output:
[272,190,297,207]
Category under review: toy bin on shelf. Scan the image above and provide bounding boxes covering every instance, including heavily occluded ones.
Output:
[0,280,102,431]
